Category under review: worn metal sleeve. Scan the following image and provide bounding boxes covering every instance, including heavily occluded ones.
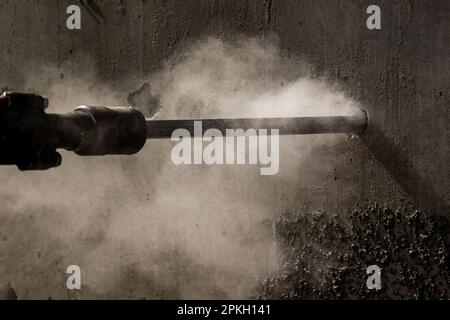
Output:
[48,106,147,156]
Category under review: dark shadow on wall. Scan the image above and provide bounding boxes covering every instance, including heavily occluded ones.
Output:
[361,125,449,216]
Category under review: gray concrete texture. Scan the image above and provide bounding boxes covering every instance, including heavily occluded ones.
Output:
[0,0,448,299]
[1,0,447,212]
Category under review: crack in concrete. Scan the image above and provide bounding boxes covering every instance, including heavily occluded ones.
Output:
[265,0,273,27]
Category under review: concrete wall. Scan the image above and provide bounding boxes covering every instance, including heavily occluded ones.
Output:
[0,0,448,298]
[1,0,447,213]
[271,0,449,215]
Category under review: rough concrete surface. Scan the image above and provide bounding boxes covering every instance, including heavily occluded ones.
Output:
[0,0,448,299]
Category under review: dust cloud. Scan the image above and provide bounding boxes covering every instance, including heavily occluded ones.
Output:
[0,36,362,299]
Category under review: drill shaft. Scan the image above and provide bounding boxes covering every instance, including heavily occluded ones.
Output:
[145,112,367,139]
